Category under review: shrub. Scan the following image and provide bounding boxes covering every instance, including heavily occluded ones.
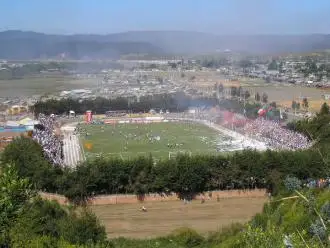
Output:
[284,176,302,192]
[170,227,204,247]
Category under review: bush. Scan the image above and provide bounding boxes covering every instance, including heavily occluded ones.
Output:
[170,227,204,247]
[206,223,244,244]
[284,176,302,192]
[58,209,107,245]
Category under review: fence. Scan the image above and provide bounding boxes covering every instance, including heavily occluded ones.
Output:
[40,189,267,206]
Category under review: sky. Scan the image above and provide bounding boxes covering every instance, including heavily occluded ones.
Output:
[1,0,330,35]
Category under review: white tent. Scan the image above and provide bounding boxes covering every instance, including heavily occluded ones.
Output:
[69,110,75,117]
[5,121,20,127]
[25,120,39,126]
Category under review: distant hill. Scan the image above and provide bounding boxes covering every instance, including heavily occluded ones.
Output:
[0,30,330,59]
[0,31,163,60]
[102,31,330,54]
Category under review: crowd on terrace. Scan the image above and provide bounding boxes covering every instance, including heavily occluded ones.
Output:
[165,109,312,151]
[32,114,63,165]
[243,118,312,150]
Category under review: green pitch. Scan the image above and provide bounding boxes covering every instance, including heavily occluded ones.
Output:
[79,122,229,159]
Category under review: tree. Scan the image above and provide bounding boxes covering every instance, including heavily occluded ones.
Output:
[169,62,177,69]
[218,83,224,93]
[1,137,61,192]
[58,209,106,245]
[262,93,268,103]
[230,87,238,98]
[244,90,251,100]
[237,86,243,99]
[267,60,278,70]
[7,194,107,247]
[149,63,157,69]
[278,61,285,73]
[173,156,208,200]
[8,198,68,246]
[0,165,35,245]
[255,92,261,102]
[284,176,302,192]
[302,97,309,110]
[62,163,97,206]
[156,76,163,84]
[269,102,277,108]
[319,103,329,115]
[238,59,253,69]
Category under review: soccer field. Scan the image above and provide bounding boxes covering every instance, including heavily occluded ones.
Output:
[79,122,232,159]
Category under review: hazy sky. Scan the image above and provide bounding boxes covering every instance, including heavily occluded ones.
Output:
[1,0,330,34]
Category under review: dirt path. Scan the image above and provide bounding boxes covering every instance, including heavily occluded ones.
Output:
[40,189,267,206]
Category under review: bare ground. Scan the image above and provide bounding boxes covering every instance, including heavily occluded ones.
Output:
[91,196,267,239]
[40,189,267,238]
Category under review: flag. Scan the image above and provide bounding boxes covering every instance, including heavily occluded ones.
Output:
[84,142,93,150]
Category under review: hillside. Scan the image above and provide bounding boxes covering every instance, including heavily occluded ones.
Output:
[1,30,330,59]
[103,31,330,54]
[0,30,163,60]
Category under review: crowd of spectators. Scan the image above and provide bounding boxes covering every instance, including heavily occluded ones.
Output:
[32,114,63,165]
[165,109,312,151]
[243,118,312,150]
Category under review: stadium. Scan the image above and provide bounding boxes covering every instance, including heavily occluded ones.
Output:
[2,103,319,241]
[25,104,313,168]
[58,108,272,166]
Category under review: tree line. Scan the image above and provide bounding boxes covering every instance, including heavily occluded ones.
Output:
[1,136,328,206]
[33,86,281,121]
[31,93,218,116]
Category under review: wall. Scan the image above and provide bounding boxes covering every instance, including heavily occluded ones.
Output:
[40,189,267,206]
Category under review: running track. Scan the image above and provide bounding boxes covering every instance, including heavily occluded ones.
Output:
[61,123,85,167]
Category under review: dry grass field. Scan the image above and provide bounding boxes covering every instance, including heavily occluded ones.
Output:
[279,99,330,112]
[184,74,330,111]
[91,197,267,239]
[0,76,100,97]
